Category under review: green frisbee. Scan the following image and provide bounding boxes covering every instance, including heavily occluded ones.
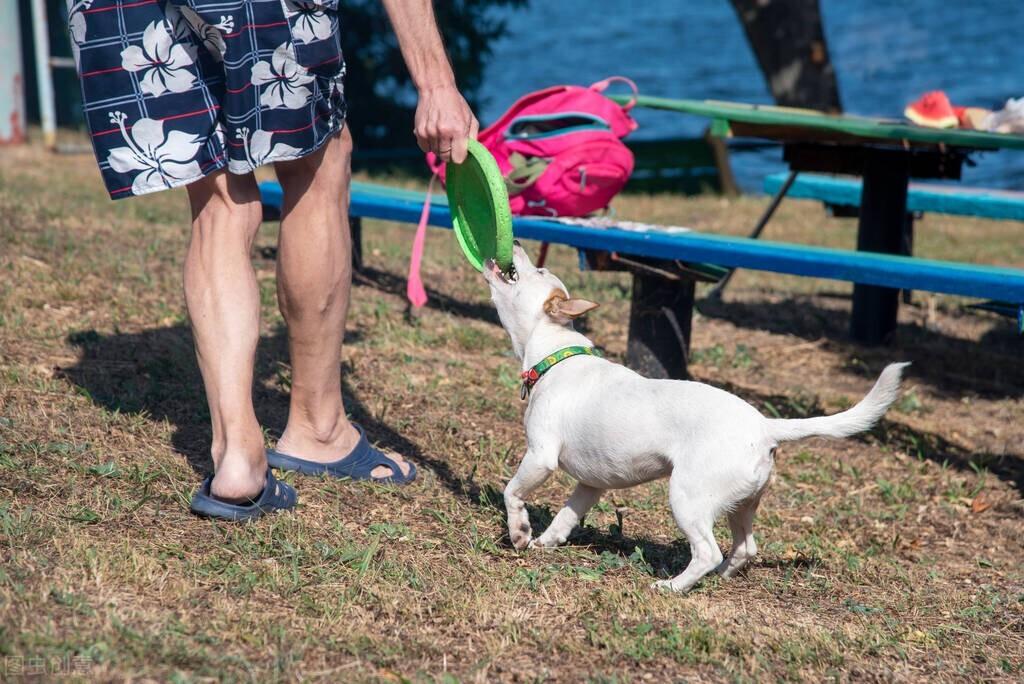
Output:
[445,139,513,272]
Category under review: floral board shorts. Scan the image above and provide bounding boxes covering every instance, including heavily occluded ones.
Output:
[66,1,346,200]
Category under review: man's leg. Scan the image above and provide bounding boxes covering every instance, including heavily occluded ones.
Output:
[273,130,409,478]
[184,170,267,501]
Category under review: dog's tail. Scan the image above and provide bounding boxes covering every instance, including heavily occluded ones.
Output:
[765,362,910,443]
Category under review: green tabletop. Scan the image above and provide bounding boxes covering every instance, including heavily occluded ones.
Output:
[612,95,1024,152]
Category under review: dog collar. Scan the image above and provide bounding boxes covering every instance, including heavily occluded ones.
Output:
[520,345,602,400]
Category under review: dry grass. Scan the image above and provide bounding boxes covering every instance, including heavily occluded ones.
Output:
[1,142,1022,682]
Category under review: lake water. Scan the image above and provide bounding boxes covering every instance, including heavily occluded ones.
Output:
[479,0,1024,192]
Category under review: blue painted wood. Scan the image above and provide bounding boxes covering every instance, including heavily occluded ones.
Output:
[764,172,1024,221]
[258,181,1024,303]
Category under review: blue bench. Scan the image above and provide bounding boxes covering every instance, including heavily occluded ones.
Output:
[764,172,1024,221]
[259,180,1024,378]
[762,171,1024,321]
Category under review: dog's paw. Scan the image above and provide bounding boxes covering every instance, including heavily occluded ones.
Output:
[529,535,561,549]
[651,579,683,593]
[510,529,533,550]
[716,562,739,579]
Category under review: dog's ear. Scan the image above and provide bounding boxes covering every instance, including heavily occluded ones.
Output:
[544,290,599,322]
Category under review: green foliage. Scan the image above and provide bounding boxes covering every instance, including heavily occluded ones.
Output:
[339,0,527,150]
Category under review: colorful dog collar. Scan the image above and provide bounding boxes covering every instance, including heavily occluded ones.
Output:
[520,345,603,400]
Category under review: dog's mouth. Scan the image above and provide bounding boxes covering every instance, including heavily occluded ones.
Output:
[485,258,517,284]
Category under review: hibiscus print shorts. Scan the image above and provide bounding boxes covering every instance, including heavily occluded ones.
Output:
[67,0,346,199]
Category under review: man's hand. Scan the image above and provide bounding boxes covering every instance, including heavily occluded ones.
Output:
[414,84,479,164]
[381,0,479,164]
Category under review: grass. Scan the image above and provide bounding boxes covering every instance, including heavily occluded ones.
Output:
[1,140,1023,682]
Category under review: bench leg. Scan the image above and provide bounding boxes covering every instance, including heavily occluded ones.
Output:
[850,154,910,345]
[626,274,694,380]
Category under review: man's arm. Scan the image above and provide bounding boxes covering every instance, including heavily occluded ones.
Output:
[381,0,479,163]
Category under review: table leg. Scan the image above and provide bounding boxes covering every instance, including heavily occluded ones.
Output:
[850,154,910,345]
[626,274,694,380]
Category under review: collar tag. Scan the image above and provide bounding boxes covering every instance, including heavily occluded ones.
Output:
[520,382,529,401]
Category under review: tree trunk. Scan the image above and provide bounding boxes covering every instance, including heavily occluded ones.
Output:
[729,0,842,112]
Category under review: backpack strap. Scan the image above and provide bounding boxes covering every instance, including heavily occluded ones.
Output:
[504,152,551,196]
[590,76,639,111]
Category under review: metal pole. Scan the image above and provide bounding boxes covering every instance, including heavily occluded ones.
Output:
[0,1,26,144]
[704,169,797,300]
[30,0,58,149]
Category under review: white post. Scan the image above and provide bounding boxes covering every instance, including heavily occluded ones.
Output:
[30,0,57,149]
[0,1,26,144]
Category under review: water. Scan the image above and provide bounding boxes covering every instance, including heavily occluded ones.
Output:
[479,0,1024,192]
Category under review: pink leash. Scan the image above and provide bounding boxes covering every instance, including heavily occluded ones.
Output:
[406,174,436,309]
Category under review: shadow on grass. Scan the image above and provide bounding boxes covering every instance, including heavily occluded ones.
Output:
[461,483,691,577]
[60,325,212,473]
[697,294,1024,401]
[56,324,481,502]
[573,528,693,579]
[529,513,827,580]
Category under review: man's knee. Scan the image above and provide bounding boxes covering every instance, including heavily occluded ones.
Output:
[188,168,260,211]
[187,171,262,245]
[275,128,352,198]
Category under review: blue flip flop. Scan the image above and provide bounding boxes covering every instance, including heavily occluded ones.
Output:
[189,469,297,521]
[266,423,417,485]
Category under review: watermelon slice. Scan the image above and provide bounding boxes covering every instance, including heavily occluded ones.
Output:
[905,91,958,128]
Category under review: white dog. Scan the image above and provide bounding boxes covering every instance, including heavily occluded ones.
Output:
[483,245,908,592]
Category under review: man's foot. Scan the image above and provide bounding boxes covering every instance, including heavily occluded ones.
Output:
[191,470,297,522]
[209,430,269,502]
[275,418,412,480]
[269,422,416,484]
[210,458,269,502]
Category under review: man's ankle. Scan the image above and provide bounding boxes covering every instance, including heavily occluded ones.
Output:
[210,449,267,502]
[277,409,360,460]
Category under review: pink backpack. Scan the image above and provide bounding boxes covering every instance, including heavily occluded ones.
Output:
[408,78,638,308]
[428,77,638,217]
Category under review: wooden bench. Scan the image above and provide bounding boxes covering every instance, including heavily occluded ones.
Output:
[764,172,1024,221]
[259,180,1024,379]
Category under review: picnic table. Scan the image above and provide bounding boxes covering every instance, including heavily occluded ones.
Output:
[614,95,1024,344]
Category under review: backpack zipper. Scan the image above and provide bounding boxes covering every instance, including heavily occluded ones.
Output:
[505,112,611,140]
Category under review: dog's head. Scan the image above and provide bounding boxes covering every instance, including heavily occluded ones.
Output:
[482,243,598,358]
